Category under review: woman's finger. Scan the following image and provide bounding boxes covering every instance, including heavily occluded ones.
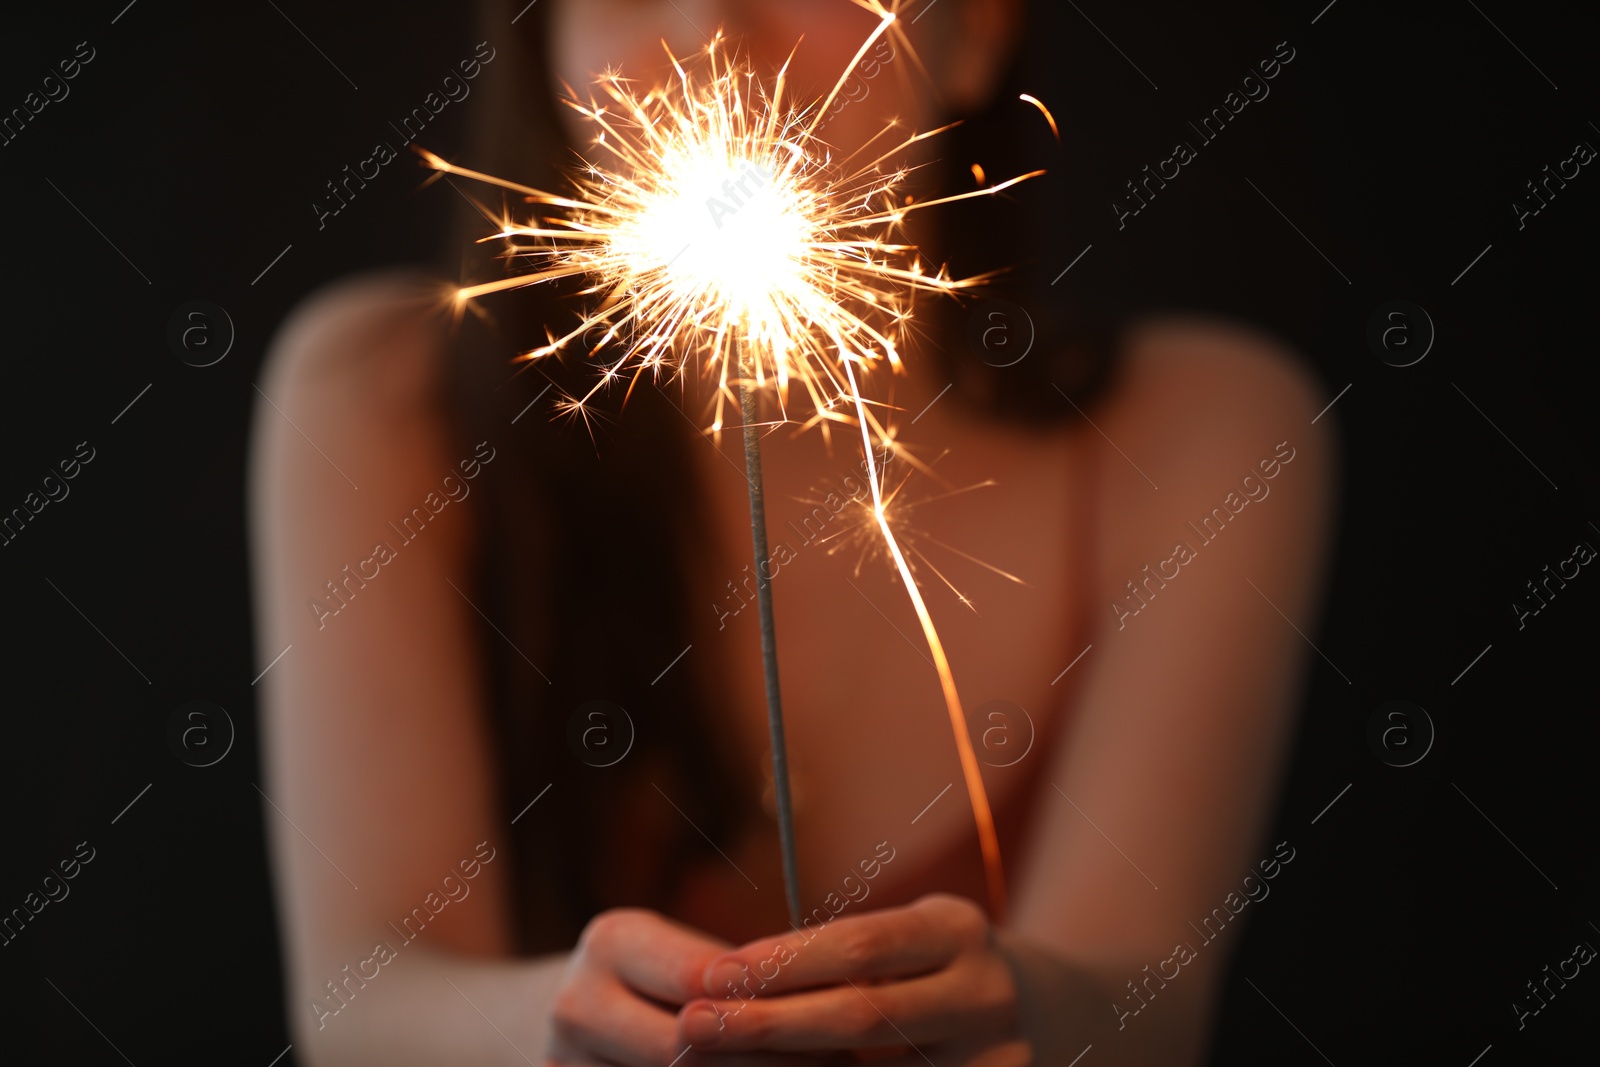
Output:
[550,976,685,1067]
[584,909,731,1004]
[866,1036,1034,1067]
[702,901,965,998]
[551,980,844,1067]
[545,1043,837,1067]
[680,954,1016,1053]
[679,1053,858,1067]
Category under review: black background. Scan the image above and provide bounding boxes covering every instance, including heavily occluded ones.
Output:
[2,1,1595,1063]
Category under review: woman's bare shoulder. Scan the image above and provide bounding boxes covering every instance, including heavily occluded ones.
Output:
[1087,313,1337,571]
[250,268,466,541]
[1091,313,1332,469]
[258,268,456,421]
[249,268,473,625]
[1107,313,1326,427]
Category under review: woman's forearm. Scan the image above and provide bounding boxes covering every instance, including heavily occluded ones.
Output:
[998,932,1215,1067]
[289,944,567,1067]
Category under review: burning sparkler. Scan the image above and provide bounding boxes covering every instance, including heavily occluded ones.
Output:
[423,0,1049,925]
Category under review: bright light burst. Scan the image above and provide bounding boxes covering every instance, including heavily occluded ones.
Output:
[423,0,1052,922]
[421,5,1041,440]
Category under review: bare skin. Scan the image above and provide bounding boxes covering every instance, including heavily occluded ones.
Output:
[249,3,1337,1065]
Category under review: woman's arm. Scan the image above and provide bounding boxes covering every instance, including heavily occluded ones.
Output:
[673,317,1338,1066]
[250,272,551,1064]
[251,274,835,1067]
[1004,316,1337,1063]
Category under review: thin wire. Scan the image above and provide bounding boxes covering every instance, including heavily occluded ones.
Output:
[739,349,803,927]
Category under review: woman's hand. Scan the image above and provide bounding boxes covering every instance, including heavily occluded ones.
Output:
[547,907,837,1067]
[674,893,1033,1066]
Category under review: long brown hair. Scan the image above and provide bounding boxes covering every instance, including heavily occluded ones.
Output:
[442,0,1119,953]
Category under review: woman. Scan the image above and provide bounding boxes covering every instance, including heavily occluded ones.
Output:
[249,1,1336,1064]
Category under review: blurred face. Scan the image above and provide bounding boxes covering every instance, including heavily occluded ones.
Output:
[549,0,1017,155]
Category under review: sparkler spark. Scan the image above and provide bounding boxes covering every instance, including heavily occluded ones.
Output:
[804,454,1030,613]
[425,0,1048,923]
[1019,93,1060,141]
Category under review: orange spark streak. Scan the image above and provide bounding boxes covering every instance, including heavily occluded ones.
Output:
[1019,93,1059,141]
[842,359,1007,921]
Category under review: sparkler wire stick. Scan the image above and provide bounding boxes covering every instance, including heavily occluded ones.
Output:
[737,346,803,928]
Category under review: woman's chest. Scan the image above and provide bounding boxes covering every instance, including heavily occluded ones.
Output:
[674,414,1093,940]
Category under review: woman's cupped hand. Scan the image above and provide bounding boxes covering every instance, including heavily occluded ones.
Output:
[674,893,1032,1067]
[546,906,848,1066]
